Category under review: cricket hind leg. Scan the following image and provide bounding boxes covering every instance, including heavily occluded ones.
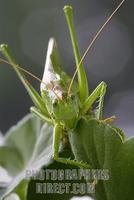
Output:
[53,124,91,169]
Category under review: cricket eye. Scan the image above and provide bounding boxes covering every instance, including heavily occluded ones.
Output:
[53,100,58,107]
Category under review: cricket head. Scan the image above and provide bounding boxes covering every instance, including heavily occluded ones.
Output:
[52,93,79,120]
[44,90,79,118]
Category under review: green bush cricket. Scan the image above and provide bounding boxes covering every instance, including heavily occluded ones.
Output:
[0,0,125,169]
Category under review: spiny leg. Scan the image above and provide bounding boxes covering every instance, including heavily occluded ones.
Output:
[95,83,116,121]
[53,123,91,169]
[81,81,107,119]
[95,82,107,120]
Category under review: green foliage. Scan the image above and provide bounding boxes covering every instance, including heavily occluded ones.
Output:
[70,118,134,200]
[27,142,88,200]
[1,116,134,200]
[0,114,53,199]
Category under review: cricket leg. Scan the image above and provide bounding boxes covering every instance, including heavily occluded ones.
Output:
[94,83,116,121]
[30,107,53,125]
[0,44,49,116]
[53,123,91,169]
[64,6,89,102]
[81,81,107,119]
[95,82,107,120]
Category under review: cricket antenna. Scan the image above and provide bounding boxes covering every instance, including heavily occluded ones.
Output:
[0,57,44,84]
[68,0,125,95]
[0,57,61,99]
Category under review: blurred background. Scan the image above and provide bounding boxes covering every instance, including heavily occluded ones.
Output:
[0,0,133,137]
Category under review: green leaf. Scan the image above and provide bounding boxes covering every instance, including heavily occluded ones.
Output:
[15,180,29,200]
[111,137,134,198]
[27,143,90,200]
[0,114,53,200]
[4,193,20,200]
[70,118,134,200]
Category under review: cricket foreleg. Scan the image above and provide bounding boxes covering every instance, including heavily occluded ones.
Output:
[95,82,107,120]
[30,106,53,124]
[81,81,107,119]
[53,124,91,169]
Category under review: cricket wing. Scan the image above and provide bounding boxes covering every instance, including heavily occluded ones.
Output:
[41,38,62,89]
